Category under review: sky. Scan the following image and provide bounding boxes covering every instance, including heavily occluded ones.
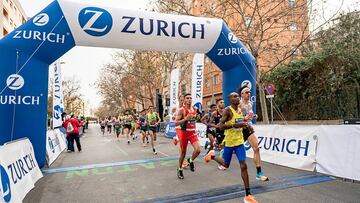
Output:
[17,0,359,109]
[18,0,151,109]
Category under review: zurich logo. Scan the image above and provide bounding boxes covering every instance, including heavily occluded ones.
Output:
[33,13,49,26]
[228,33,238,44]
[53,105,64,120]
[6,74,24,91]
[78,7,113,37]
[48,137,55,153]
[0,165,11,203]
[241,80,252,90]
[194,102,202,113]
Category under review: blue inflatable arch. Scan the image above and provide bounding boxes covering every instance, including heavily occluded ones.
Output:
[0,0,256,167]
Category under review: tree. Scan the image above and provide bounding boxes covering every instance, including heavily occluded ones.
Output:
[265,12,360,119]
[48,77,84,118]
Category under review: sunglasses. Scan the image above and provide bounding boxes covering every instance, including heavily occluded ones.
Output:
[245,91,251,94]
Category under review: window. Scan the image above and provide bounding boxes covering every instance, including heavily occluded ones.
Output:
[3,8,9,19]
[3,28,8,36]
[245,16,252,28]
[289,23,297,32]
[214,75,220,85]
[205,79,210,88]
[288,0,296,8]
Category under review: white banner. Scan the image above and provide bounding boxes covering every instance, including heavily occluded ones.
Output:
[58,0,222,53]
[52,60,65,128]
[195,123,208,147]
[191,53,205,111]
[316,125,360,181]
[0,139,43,203]
[247,125,318,171]
[46,129,67,165]
[170,69,180,111]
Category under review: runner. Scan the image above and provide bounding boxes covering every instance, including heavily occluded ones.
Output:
[106,116,112,134]
[139,110,149,147]
[201,104,217,154]
[131,111,138,140]
[113,116,122,141]
[123,110,133,144]
[100,118,106,136]
[147,106,159,155]
[175,94,201,179]
[204,92,258,203]
[210,99,226,157]
[172,95,189,168]
[238,86,269,181]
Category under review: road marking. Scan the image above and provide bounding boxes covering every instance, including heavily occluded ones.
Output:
[135,174,335,203]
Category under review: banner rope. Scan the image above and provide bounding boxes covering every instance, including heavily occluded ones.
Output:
[7,16,65,141]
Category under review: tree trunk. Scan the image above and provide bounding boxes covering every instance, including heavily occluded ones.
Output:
[259,82,270,124]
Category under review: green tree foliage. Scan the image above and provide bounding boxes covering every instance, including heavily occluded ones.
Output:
[265,13,360,120]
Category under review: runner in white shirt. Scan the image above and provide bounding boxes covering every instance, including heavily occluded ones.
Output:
[238,86,269,182]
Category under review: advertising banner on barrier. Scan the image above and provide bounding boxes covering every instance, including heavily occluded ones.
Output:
[196,123,208,147]
[316,125,360,181]
[164,122,176,138]
[52,61,65,128]
[191,54,204,112]
[248,125,318,171]
[170,69,180,111]
[46,129,67,165]
[0,139,43,203]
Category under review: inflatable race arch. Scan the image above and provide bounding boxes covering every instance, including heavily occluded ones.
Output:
[0,0,256,167]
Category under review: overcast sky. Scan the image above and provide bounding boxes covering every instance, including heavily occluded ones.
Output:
[18,0,151,109]
[17,0,359,109]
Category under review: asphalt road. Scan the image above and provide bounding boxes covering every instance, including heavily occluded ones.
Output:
[24,124,360,203]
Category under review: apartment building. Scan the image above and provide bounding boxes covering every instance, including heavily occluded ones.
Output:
[191,0,310,109]
[0,0,27,38]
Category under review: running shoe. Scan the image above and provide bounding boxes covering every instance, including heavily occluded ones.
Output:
[143,143,146,147]
[177,168,184,179]
[217,165,227,171]
[153,148,157,155]
[204,141,209,150]
[127,140,130,145]
[256,172,269,181]
[187,158,195,172]
[204,150,215,163]
[244,195,258,203]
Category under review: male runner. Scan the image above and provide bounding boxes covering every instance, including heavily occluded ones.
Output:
[238,86,269,181]
[175,94,201,179]
[204,92,258,203]
[139,110,149,147]
[201,104,217,154]
[113,116,121,141]
[123,110,133,144]
[147,106,159,154]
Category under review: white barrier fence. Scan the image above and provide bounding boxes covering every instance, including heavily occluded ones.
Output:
[0,139,43,203]
[46,128,67,166]
[250,125,360,181]
[316,125,360,181]
[248,125,318,172]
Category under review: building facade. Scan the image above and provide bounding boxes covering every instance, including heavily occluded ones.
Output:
[0,0,27,38]
[191,0,309,109]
